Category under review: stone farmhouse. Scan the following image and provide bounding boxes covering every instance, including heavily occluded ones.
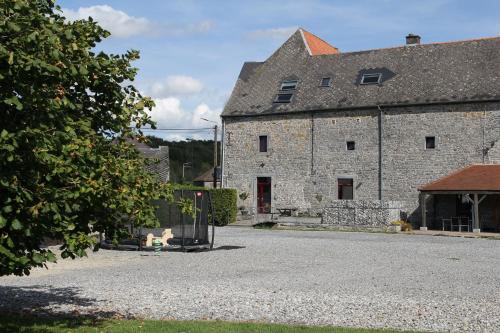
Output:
[220,29,500,232]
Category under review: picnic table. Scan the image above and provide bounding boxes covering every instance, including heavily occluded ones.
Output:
[441,216,471,232]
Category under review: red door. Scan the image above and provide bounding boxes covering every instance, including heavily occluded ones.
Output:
[257,177,271,214]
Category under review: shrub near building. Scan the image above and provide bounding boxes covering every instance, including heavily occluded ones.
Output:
[211,188,237,226]
[172,185,237,226]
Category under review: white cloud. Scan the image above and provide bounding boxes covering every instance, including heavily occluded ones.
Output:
[191,104,222,129]
[150,75,204,98]
[178,20,214,35]
[63,5,152,38]
[247,27,297,40]
[147,98,221,141]
[148,97,186,128]
[63,6,214,38]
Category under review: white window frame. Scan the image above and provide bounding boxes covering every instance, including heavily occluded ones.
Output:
[280,80,298,91]
[274,93,293,103]
[320,77,332,87]
[360,73,382,85]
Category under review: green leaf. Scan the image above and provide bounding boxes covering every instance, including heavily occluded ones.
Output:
[3,205,12,213]
[7,22,21,32]
[79,66,88,75]
[0,129,8,139]
[11,219,22,230]
[6,237,14,249]
[0,215,6,228]
[8,52,14,65]
[4,96,23,110]
[46,252,57,263]
[32,253,43,264]
[134,101,144,110]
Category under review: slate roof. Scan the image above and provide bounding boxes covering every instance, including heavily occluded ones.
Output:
[419,164,500,192]
[193,167,221,182]
[222,29,500,117]
[121,138,170,183]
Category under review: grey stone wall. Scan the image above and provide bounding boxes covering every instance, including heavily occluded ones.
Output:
[224,114,313,214]
[485,111,500,163]
[322,200,405,226]
[223,102,500,223]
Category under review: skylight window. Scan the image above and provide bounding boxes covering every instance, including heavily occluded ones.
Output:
[360,73,382,85]
[280,80,298,91]
[320,77,331,87]
[274,93,293,103]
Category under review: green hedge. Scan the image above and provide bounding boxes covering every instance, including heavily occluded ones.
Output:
[171,185,237,226]
[210,188,237,226]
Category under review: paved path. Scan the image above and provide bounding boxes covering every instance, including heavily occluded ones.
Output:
[1,228,499,332]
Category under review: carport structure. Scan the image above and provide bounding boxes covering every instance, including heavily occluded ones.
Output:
[419,164,500,233]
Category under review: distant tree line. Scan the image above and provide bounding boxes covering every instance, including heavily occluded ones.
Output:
[146,136,221,184]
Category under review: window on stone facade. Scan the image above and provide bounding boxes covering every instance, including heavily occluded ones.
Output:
[360,73,382,85]
[280,80,298,91]
[274,93,293,103]
[346,141,355,150]
[425,136,436,149]
[320,77,331,87]
[259,135,268,152]
[338,178,354,200]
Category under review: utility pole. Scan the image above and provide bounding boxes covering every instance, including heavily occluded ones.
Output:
[213,125,218,188]
[201,117,219,189]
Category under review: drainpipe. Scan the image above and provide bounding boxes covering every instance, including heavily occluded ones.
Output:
[311,113,315,175]
[220,118,225,188]
[481,110,486,164]
[377,105,384,201]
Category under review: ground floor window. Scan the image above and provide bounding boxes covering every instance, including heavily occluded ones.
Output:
[338,178,354,200]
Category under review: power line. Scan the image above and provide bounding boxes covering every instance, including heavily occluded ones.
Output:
[131,127,214,131]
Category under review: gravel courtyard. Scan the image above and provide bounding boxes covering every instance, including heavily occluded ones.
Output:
[1,227,500,332]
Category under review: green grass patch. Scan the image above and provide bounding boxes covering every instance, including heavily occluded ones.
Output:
[0,314,427,333]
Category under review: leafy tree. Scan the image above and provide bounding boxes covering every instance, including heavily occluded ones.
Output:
[0,0,172,275]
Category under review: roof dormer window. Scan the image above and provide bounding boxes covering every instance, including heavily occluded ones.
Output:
[274,93,293,103]
[320,77,331,87]
[360,73,382,85]
[280,80,298,91]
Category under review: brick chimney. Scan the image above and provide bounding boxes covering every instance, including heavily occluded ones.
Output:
[406,33,421,45]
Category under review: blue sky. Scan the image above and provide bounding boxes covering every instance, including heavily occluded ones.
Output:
[58,0,500,140]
